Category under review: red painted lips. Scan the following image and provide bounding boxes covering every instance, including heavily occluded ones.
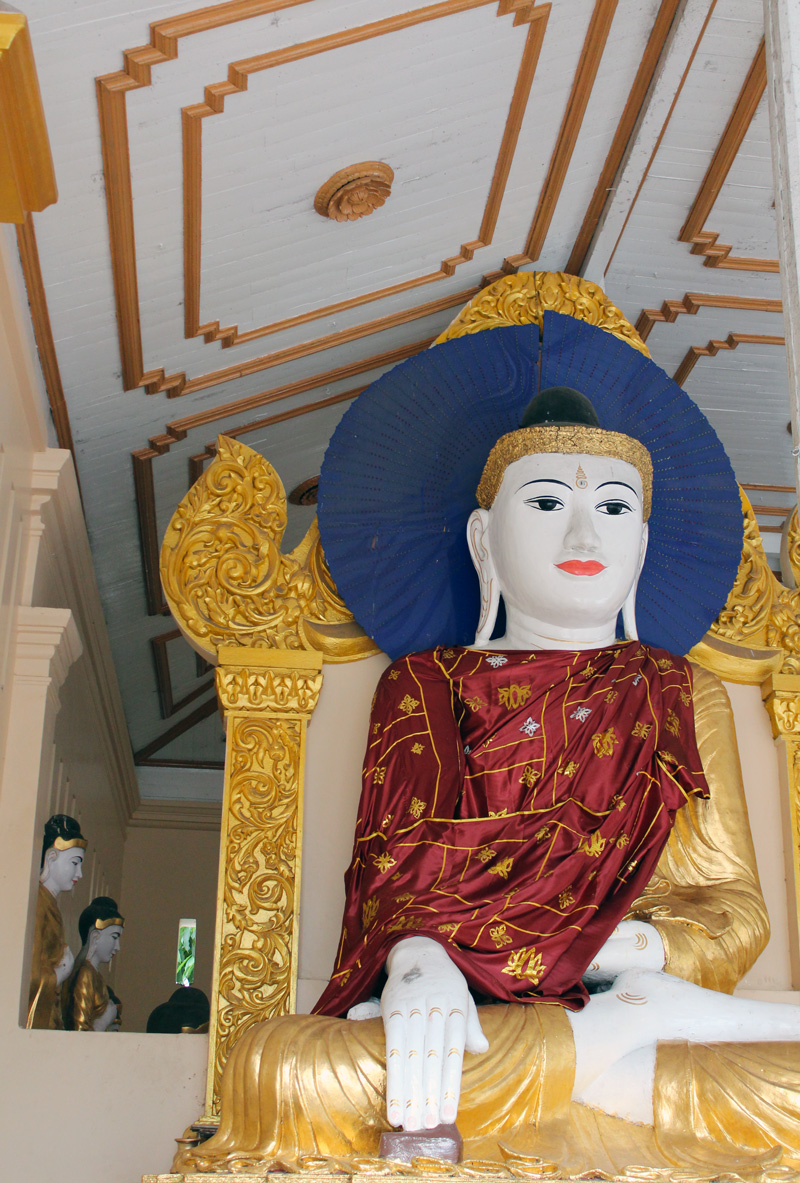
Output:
[556,560,606,576]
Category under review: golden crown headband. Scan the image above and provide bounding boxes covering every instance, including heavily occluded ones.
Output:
[476,425,654,521]
[53,835,88,852]
[95,916,124,930]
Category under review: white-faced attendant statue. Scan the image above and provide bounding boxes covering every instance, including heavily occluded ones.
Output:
[65,897,123,1031]
[28,814,87,1029]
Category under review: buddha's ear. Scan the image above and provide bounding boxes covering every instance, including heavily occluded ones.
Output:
[40,847,56,882]
[622,522,649,642]
[467,509,499,645]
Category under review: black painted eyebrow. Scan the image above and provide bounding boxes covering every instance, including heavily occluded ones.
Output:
[596,480,638,496]
[518,479,572,493]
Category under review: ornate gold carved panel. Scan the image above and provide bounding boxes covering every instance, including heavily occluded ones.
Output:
[206,646,322,1117]
[434,269,650,356]
[688,492,798,683]
[160,440,370,1117]
[160,434,378,664]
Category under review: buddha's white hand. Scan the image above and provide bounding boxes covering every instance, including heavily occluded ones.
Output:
[381,936,489,1131]
[582,919,665,985]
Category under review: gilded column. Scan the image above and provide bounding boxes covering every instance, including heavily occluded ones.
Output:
[159,436,375,1120]
[761,673,800,979]
[205,646,323,1118]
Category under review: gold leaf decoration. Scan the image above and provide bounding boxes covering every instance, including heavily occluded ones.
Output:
[314,161,394,222]
[159,435,379,664]
[209,708,311,1115]
[434,270,650,357]
[690,490,800,682]
[710,491,775,646]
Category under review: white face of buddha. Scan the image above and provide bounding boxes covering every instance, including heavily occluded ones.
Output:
[41,847,84,896]
[473,452,647,645]
[91,925,122,967]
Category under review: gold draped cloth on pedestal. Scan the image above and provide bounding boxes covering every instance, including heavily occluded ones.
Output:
[176,665,800,1174]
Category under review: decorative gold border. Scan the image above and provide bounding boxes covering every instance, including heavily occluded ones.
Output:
[182,2,548,352]
[635,291,784,343]
[96,0,543,395]
[96,0,676,397]
[673,331,785,387]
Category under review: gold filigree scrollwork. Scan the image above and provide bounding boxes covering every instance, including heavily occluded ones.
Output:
[710,492,775,645]
[160,435,379,664]
[434,270,650,357]
[689,491,791,683]
[206,647,323,1118]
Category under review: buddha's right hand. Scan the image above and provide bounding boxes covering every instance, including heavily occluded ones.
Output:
[381,935,489,1131]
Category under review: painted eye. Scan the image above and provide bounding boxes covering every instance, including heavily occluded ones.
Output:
[597,500,632,516]
[526,497,563,512]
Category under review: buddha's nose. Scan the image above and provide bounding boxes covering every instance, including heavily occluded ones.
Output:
[563,501,600,552]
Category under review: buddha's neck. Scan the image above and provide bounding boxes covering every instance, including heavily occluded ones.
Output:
[39,876,60,900]
[488,609,619,652]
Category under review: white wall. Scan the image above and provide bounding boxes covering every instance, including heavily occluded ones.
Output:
[0,225,212,1182]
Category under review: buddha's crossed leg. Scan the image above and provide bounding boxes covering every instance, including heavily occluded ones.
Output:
[569,967,800,1124]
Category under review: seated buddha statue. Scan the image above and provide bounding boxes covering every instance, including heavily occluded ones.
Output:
[65,897,124,1031]
[176,319,800,1174]
[27,814,87,1029]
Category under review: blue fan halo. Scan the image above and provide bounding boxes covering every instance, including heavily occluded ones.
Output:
[317,314,742,660]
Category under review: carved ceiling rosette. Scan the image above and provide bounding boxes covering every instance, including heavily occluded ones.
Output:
[314,161,394,222]
[159,435,378,664]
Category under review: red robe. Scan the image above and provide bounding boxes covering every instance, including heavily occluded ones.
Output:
[314,642,709,1016]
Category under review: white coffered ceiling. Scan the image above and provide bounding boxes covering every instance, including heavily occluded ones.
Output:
[16,0,791,792]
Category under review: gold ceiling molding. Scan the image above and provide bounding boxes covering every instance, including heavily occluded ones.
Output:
[0,15,57,224]
[180,1,547,355]
[434,270,650,355]
[97,0,675,397]
[635,291,784,343]
[565,0,681,274]
[160,435,379,662]
[314,162,394,222]
[601,0,720,277]
[518,0,616,264]
[98,0,547,394]
[150,628,213,719]
[132,335,434,615]
[133,696,222,770]
[678,39,778,273]
[673,331,785,388]
[15,215,78,466]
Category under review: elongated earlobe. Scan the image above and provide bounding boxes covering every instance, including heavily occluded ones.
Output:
[467,509,499,645]
[622,523,649,642]
[621,584,638,641]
